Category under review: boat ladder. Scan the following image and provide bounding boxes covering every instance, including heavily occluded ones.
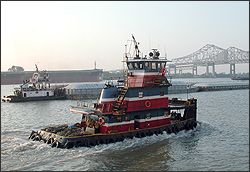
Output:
[113,87,128,112]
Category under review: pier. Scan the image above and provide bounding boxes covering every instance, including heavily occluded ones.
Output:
[64,81,249,100]
[194,82,249,92]
[65,83,104,100]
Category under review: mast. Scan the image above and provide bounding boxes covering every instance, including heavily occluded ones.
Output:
[132,34,140,59]
[35,64,38,73]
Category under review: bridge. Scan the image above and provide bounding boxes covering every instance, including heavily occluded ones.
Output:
[166,44,249,76]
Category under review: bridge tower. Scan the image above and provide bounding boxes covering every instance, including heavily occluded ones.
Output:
[168,64,176,75]
[206,62,215,76]
[192,65,197,75]
[230,63,235,75]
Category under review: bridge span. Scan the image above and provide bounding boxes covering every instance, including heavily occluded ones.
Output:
[166,44,249,76]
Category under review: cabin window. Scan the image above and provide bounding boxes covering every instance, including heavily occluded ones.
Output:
[145,62,151,70]
[161,62,166,68]
[133,63,139,69]
[160,90,164,96]
[152,62,156,69]
[117,117,122,122]
[47,92,49,96]
[139,62,143,69]
[127,63,133,70]
[23,93,26,97]
[146,113,151,119]
[164,111,169,117]
[139,92,143,98]
[157,63,161,69]
[125,115,130,121]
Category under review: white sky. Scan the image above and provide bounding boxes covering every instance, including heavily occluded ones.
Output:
[1,1,249,74]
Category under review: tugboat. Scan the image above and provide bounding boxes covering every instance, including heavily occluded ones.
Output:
[231,76,249,80]
[29,35,197,149]
[2,65,67,102]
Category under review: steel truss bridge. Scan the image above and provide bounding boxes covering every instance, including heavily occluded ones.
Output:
[166,44,249,75]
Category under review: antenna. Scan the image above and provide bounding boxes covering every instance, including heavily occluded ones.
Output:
[149,34,151,52]
[35,62,40,72]
[131,34,140,58]
[164,45,167,59]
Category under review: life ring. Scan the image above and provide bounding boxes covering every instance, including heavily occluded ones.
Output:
[99,117,105,125]
[145,101,151,108]
[161,68,166,75]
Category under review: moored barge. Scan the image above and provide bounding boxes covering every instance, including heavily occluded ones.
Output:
[29,35,198,148]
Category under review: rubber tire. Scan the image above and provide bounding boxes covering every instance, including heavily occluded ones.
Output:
[46,138,54,144]
[175,126,180,133]
[167,127,172,134]
[28,131,36,139]
[30,133,36,140]
[65,141,74,149]
[193,121,197,128]
[85,139,90,147]
[172,126,177,134]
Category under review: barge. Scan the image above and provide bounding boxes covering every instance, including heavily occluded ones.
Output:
[1,69,103,85]
[2,65,67,102]
[29,35,198,148]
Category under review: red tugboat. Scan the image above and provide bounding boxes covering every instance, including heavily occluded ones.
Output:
[29,35,197,149]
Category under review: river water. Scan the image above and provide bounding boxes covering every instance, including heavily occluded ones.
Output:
[1,78,249,171]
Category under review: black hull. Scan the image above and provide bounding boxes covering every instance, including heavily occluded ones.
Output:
[1,69,103,85]
[29,118,197,149]
[2,96,67,103]
[231,77,249,80]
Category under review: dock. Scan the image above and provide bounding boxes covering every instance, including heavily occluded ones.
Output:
[64,81,249,100]
[194,82,249,92]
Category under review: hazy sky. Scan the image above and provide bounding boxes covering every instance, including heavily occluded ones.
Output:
[1,1,249,74]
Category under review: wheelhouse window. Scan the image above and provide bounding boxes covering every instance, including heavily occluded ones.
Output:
[127,63,133,70]
[152,62,156,69]
[128,62,143,70]
[138,62,143,69]
[161,62,166,68]
[157,63,161,69]
[145,62,151,70]
[133,63,139,69]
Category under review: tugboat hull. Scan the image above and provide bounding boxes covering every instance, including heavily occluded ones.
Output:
[29,98,197,149]
[29,118,197,149]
